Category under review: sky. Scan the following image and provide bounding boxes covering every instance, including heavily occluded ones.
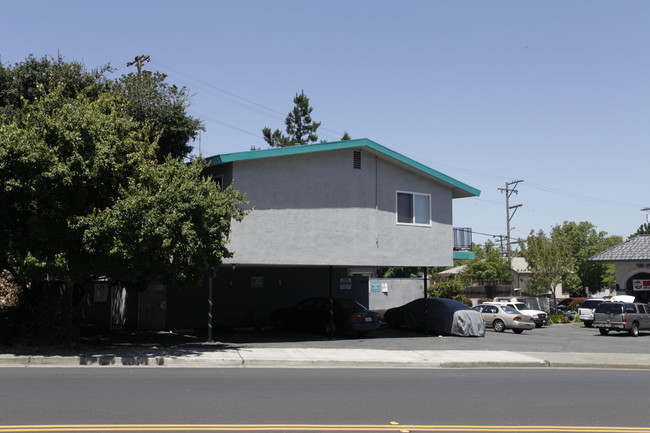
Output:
[2,0,649,243]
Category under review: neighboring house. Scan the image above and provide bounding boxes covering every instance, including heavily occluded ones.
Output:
[81,139,480,330]
[437,257,566,300]
[589,235,650,303]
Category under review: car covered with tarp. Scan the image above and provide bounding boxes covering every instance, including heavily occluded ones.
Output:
[384,298,485,337]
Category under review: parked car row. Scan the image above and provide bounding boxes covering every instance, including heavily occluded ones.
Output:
[270,296,650,339]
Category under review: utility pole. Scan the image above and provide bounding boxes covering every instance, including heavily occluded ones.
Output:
[494,234,507,256]
[642,207,650,224]
[127,55,150,74]
[498,180,523,264]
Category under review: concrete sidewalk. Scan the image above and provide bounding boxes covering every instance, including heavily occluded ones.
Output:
[2,346,650,369]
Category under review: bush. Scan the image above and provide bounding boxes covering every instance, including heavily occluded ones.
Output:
[548,313,571,324]
[428,277,465,299]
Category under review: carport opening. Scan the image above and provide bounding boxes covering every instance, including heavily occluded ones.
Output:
[626,272,650,303]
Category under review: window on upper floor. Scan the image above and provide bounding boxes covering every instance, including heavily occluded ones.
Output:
[396,191,431,226]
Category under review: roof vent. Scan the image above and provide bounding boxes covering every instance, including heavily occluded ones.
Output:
[353,151,361,169]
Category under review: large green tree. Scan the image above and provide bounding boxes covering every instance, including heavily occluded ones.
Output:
[550,221,621,294]
[0,56,246,340]
[75,157,245,286]
[263,90,321,147]
[0,84,154,284]
[0,54,110,121]
[520,230,576,296]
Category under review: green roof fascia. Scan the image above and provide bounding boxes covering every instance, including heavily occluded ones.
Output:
[205,138,480,198]
[453,250,476,260]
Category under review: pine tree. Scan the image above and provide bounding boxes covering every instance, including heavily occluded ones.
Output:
[263,91,321,147]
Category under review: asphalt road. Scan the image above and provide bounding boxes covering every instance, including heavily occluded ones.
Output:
[2,368,650,432]
[208,321,650,353]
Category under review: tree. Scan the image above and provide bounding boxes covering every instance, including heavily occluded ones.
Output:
[118,71,204,161]
[0,84,155,285]
[631,223,650,238]
[520,230,576,296]
[550,221,621,295]
[465,241,512,284]
[428,276,469,305]
[262,91,321,147]
[0,55,203,162]
[75,157,246,286]
[0,56,246,341]
[0,54,111,121]
[341,132,351,141]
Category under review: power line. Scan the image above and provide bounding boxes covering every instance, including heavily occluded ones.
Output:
[151,60,347,139]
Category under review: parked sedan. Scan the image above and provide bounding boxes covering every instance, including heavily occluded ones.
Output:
[384,298,485,337]
[271,297,382,337]
[472,304,535,334]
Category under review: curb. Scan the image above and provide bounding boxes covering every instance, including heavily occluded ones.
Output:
[0,355,643,370]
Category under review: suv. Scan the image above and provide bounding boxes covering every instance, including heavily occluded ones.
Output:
[592,302,650,337]
[485,301,547,328]
[578,299,606,327]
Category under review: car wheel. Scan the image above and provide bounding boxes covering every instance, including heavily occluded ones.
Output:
[512,329,524,334]
[629,323,640,337]
[493,319,506,333]
[325,321,337,338]
[599,328,609,336]
[584,321,593,328]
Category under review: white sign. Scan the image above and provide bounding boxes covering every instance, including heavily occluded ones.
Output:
[633,279,650,291]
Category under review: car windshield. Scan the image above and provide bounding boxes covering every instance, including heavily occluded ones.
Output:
[595,303,623,314]
[501,305,519,314]
[513,303,527,310]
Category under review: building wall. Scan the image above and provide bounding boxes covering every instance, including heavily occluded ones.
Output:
[367,278,425,312]
[215,148,454,268]
[614,262,650,302]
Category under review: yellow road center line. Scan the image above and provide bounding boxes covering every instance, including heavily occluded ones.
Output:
[0,425,649,433]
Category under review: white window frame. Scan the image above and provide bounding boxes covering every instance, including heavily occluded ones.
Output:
[396,190,431,227]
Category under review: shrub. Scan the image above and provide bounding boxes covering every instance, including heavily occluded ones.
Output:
[428,277,465,299]
[548,313,571,324]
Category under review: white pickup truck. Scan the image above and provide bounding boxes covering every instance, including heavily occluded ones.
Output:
[484,301,548,328]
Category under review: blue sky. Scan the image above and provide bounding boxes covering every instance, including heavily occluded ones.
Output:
[3,0,649,243]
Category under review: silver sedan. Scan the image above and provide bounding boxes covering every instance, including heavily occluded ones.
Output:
[472,304,535,334]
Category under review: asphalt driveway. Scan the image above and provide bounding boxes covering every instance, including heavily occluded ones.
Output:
[68,321,650,355]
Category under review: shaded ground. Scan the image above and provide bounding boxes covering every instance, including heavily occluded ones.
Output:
[4,321,650,356]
